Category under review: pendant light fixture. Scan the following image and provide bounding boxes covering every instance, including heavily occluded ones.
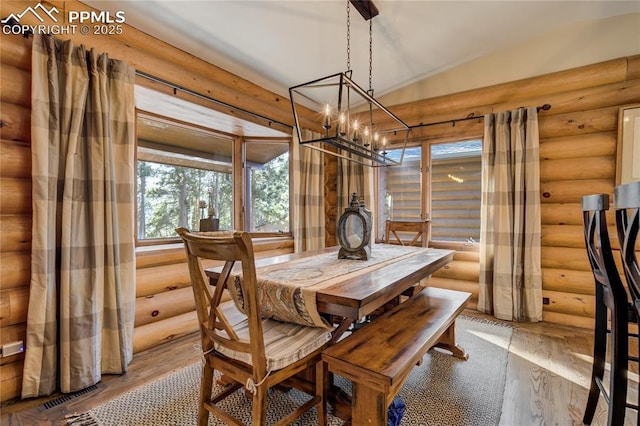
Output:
[289,0,410,167]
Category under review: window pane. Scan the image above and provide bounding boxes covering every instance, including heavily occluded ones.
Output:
[430,140,482,242]
[137,116,233,240]
[376,147,422,239]
[245,142,290,233]
[137,162,233,239]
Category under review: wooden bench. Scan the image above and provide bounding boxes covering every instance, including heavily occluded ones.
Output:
[322,287,471,425]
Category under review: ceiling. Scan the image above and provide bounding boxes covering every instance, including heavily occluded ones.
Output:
[84,0,639,102]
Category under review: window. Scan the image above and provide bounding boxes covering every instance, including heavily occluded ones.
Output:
[137,114,233,240]
[430,140,481,242]
[134,86,292,243]
[376,147,422,239]
[244,141,290,233]
[376,139,482,244]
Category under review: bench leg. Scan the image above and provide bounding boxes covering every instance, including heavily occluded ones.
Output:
[434,322,469,360]
[352,383,387,426]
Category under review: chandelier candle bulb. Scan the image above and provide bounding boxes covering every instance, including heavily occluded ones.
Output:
[324,104,331,129]
[339,113,346,135]
[353,120,359,142]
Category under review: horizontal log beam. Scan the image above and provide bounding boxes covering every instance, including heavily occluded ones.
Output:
[133,310,198,354]
[538,107,618,139]
[0,360,24,402]
[541,203,583,226]
[0,214,31,253]
[542,268,595,295]
[540,156,615,181]
[540,179,613,204]
[539,132,616,161]
[542,311,593,329]
[374,57,629,126]
[1,140,31,179]
[0,63,30,107]
[0,178,31,215]
[0,102,30,142]
[627,55,640,80]
[134,286,195,328]
[0,286,29,327]
[431,260,479,282]
[542,289,594,317]
[540,246,591,271]
[0,32,30,70]
[0,252,30,291]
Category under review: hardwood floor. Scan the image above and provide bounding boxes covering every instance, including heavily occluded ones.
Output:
[1,310,638,425]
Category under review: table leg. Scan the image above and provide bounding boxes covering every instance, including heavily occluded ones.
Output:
[433,321,469,360]
[330,318,353,344]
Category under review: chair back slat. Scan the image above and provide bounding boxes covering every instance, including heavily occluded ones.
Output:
[614,182,640,306]
[581,194,628,305]
[581,193,632,426]
[177,227,267,374]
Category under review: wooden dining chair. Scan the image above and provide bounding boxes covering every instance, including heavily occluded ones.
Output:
[177,228,331,426]
[581,194,630,426]
[384,219,430,247]
[614,181,640,423]
[383,219,431,299]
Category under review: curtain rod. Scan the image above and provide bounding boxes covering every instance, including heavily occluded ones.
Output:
[409,103,551,130]
[135,70,292,130]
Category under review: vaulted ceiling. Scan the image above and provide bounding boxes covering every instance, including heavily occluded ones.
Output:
[85,0,639,101]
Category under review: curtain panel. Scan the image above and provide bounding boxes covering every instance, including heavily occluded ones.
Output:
[337,155,375,240]
[293,130,325,252]
[23,34,136,397]
[478,107,542,322]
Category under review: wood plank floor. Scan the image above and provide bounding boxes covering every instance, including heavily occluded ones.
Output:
[1,310,638,425]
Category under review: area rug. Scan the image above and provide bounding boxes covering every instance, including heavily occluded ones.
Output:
[77,316,513,425]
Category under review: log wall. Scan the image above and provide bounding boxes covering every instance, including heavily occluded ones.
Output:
[0,1,297,402]
[325,54,640,330]
[1,0,639,404]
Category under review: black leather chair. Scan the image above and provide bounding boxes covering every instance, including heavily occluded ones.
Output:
[582,194,630,425]
[614,181,640,423]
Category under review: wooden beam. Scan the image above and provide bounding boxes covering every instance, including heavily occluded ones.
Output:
[349,0,379,20]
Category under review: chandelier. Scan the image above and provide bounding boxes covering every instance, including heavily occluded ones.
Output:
[289,0,410,167]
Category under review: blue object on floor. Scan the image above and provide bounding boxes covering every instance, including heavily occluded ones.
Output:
[388,395,406,426]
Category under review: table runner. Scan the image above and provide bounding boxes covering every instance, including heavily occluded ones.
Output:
[229,244,424,328]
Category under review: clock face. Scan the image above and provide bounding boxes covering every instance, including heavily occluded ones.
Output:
[337,211,370,251]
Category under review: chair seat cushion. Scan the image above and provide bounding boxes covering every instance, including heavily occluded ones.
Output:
[215,317,332,371]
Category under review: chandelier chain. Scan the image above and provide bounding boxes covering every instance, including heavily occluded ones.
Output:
[369,18,373,92]
[346,0,351,71]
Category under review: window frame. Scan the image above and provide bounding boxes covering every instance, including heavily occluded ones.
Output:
[375,135,483,246]
[134,111,293,247]
[241,137,294,236]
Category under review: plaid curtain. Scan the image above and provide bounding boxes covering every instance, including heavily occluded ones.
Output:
[293,130,325,252]
[23,34,136,397]
[337,154,375,239]
[478,107,542,322]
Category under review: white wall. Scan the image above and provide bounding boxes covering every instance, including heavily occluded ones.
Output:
[379,12,640,106]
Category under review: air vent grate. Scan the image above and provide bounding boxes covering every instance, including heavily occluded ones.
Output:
[41,384,98,410]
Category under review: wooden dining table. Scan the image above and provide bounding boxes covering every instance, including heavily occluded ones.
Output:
[205,243,455,342]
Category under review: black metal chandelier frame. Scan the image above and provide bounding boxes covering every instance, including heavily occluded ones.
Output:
[289,0,410,167]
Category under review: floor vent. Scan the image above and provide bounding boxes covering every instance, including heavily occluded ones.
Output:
[41,385,98,410]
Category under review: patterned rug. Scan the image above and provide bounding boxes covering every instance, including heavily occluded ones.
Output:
[75,316,513,425]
